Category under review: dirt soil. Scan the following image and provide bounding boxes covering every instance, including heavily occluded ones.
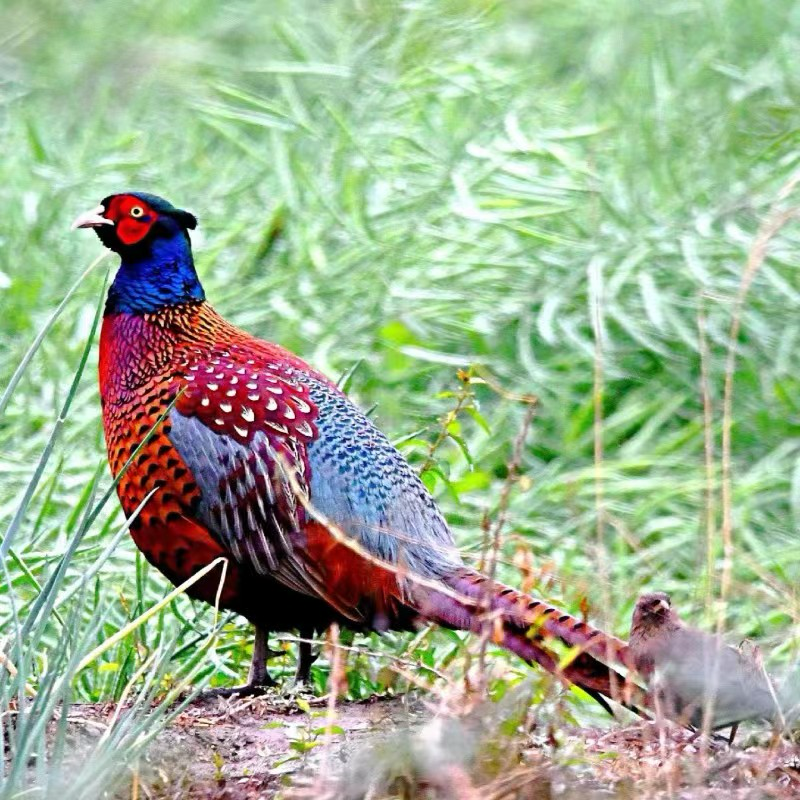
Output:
[61,695,800,799]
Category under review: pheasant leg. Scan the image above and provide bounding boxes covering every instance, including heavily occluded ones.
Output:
[294,626,319,685]
[199,626,281,699]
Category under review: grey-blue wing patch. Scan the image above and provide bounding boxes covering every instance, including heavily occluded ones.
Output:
[168,409,324,600]
[304,379,461,580]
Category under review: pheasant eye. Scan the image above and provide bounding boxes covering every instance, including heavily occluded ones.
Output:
[130,206,145,218]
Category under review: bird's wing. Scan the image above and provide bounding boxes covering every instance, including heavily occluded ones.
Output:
[661,631,778,727]
[168,351,329,601]
[166,348,460,622]
[718,642,780,723]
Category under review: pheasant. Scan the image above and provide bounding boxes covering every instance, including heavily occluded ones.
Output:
[73,191,645,709]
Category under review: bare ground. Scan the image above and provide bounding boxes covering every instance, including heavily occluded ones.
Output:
[57,696,800,799]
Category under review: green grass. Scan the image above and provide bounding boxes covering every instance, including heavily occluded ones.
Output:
[2,0,800,795]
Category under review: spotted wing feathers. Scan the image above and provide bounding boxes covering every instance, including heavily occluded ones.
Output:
[168,352,329,599]
[178,353,316,445]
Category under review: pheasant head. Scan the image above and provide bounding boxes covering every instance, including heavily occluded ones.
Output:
[72,192,203,314]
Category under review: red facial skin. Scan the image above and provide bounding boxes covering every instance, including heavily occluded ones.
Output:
[104,195,159,245]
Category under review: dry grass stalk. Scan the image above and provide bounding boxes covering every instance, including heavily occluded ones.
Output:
[476,399,537,688]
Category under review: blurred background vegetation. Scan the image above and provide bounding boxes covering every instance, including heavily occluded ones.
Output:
[2,0,800,794]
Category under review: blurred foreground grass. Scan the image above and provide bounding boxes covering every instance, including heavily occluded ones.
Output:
[2,0,800,795]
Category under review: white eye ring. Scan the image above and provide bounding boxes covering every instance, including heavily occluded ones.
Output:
[130,206,145,218]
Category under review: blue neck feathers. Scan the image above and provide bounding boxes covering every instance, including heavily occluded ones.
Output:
[105,231,205,315]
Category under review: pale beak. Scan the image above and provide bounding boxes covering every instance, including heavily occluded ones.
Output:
[657,599,670,612]
[71,205,114,230]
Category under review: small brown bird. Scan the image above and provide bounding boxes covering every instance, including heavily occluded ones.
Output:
[629,592,782,734]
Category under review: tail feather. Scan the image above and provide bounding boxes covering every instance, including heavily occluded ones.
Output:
[445,568,633,665]
[498,628,619,715]
[412,567,649,714]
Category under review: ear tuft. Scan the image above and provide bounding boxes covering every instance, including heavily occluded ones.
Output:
[176,209,198,230]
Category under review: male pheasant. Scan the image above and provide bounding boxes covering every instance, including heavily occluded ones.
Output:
[73,191,643,708]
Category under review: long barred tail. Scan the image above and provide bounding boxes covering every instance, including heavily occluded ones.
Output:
[413,567,650,714]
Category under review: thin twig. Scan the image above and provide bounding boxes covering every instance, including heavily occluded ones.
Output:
[697,298,717,616]
[476,401,537,684]
[418,369,476,474]
[0,649,36,697]
[473,366,538,404]
[709,171,800,742]
[589,255,619,688]
[697,297,718,767]
[316,623,343,792]
[720,198,800,602]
